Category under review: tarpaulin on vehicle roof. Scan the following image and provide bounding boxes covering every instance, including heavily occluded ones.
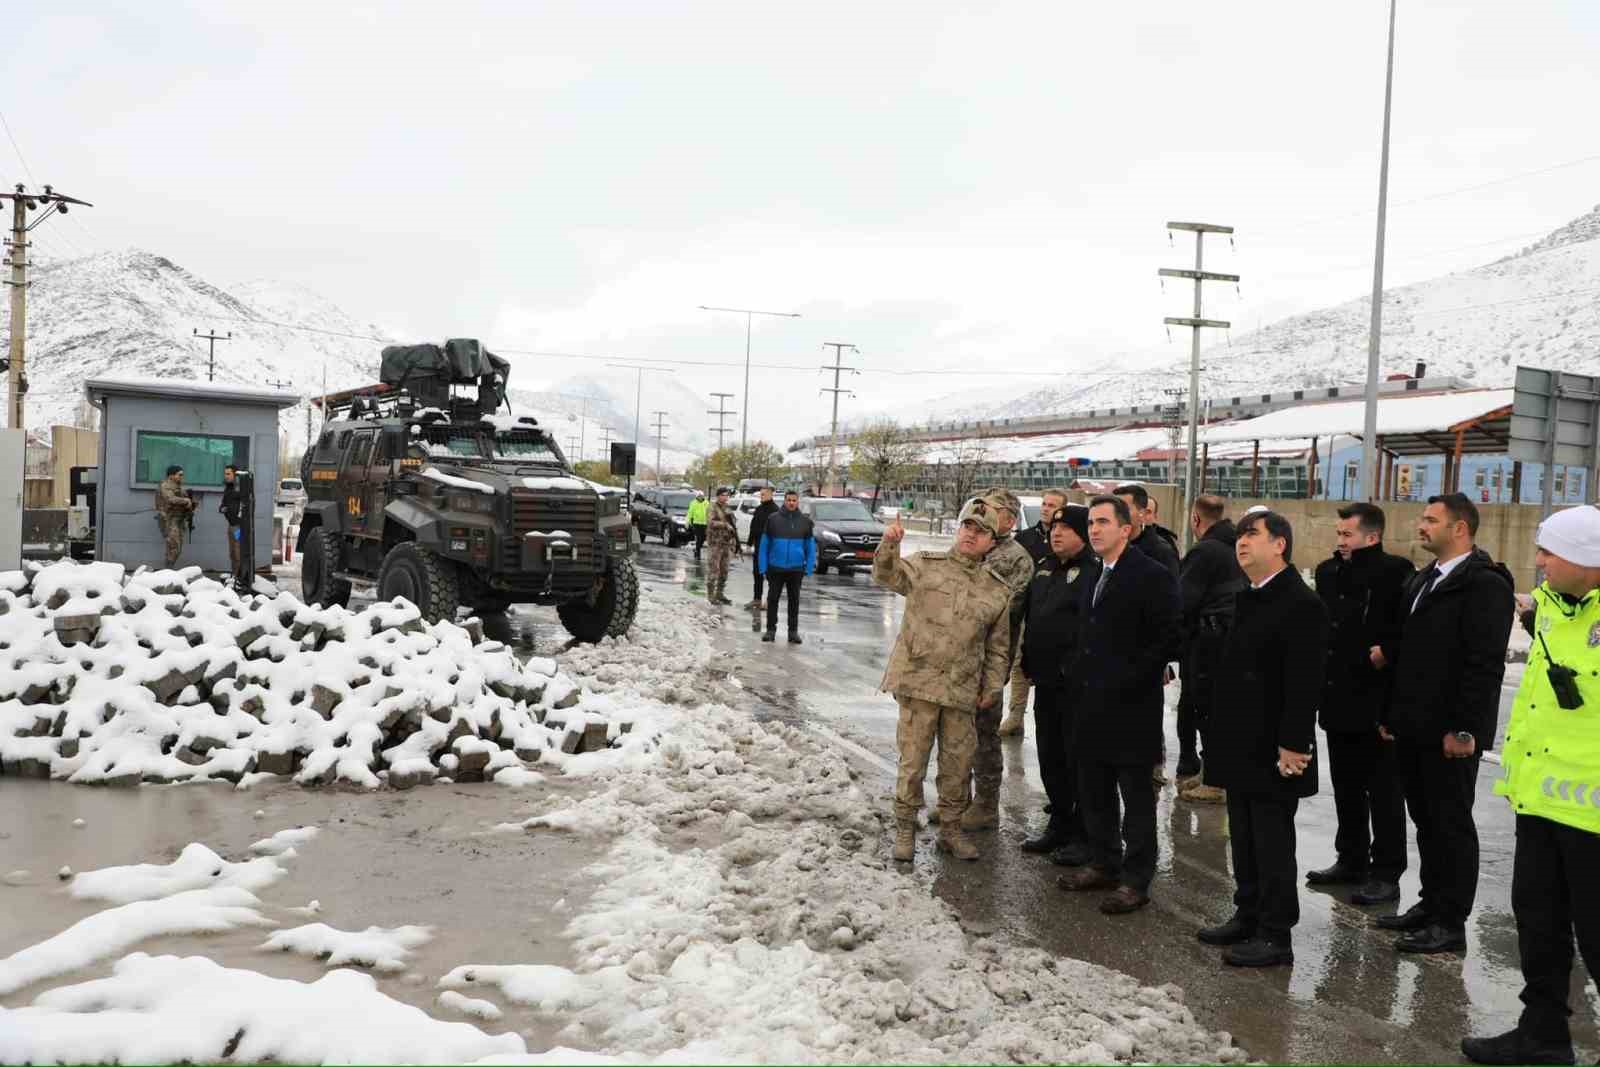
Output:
[379,339,511,410]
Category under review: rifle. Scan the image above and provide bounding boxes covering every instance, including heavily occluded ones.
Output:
[182,490,199,535]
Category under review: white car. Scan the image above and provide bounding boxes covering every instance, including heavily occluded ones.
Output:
[276,478,307,512]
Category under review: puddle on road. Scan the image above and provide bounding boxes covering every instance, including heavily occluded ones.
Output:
[0,777,607,1051]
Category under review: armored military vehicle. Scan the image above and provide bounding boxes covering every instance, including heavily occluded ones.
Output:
[296,339,638,640]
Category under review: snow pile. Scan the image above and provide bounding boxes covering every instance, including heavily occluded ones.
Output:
[0,954,525,1065]
[69,842,285,903]
[0,560,641,789]
[468,592,1246,1063]
[261,922,433,973]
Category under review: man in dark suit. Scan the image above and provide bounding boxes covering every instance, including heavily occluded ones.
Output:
[1307,502,1415,906]
[1198,509,1329,967]
[1059,494,1181,915]
[1377,493,1514,955]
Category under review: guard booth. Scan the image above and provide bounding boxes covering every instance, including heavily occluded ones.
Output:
[84,378,299,573]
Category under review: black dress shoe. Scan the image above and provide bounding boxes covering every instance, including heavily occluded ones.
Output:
[1020,825,1066,854]
[1461,1028,1576,1065]
[1224,938,1294,968]
[1197,914,1257,946]
[1396,922,1467,955]
[1375,902,1430,931]
[1306,860,1368,886]
[1175,759,1202,779]
[1350,879,1401,906]
[787,632,803,644]
[1048,841,1092,867]
[761,630,776,643]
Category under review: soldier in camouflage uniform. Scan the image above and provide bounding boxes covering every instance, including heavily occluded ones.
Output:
[155,465,196,568]
[705,486,741,606]
[874,497,1012,863]
[960,488,1035,832]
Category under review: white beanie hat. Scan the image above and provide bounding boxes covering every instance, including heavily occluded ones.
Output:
[1536,505,1600,567]
[1243,504,1270,515]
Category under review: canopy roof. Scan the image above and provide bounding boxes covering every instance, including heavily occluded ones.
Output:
[1198,388,1513,456]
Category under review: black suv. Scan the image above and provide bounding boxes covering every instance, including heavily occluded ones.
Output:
[630,487,695,546]
[800,497,886,575]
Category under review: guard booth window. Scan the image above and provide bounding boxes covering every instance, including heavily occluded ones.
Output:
[134,431,250,488]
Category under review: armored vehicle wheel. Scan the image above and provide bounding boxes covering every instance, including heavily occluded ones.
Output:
[377,542,461,624]
[558,556,639,643]
[302,528,352,608]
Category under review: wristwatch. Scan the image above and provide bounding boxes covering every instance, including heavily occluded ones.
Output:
[1454,731,1474,744]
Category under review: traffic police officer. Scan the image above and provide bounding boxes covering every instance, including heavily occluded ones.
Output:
[874,498,1012,863]
[1464,505,1600,1066]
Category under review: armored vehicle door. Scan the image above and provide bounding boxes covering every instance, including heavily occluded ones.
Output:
[340,429,377,537]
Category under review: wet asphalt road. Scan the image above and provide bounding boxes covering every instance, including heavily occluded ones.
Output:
[636,541,1597,1066]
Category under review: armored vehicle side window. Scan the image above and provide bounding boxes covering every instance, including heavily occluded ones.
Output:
[349,432,375,468]
[336,431,352,451]
[314,431,338,462]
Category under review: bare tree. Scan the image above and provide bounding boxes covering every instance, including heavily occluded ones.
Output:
[939,429,992,511]
[848,420,924,510]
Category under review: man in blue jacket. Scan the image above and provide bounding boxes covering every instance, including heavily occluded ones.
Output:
[759,490,816,644]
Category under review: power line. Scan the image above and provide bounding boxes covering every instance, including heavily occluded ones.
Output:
[0,111,37,185]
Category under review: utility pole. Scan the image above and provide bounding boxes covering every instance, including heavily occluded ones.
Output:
[1361,0,1400,502]
[820,342,859,497]
[698,304,801,448]
[708,392,737,451]
[650,410,670,482]
[194,328,232,382]
[608,363,675,453]
[1160,222,1238,551]
[2,183,93,430]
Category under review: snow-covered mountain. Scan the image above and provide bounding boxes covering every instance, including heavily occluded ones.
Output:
[879,201,1600,427]
[1,249,707,471]
[1,250,392,442]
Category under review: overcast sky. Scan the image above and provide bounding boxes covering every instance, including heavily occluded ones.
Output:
[6,1,1600,445]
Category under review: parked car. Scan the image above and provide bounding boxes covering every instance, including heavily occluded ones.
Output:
[276,477,307,512]
[800,496,886,575]
[631,486,696,546]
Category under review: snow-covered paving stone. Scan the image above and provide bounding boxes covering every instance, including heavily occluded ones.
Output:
[261,922,433,972]
[0,886,271,997]
[69,842,284,904]
[0,561,629,789]
[0,954,525,1065]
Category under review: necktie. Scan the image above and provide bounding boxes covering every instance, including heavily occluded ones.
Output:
[1092,568,1110,607]
[1411,566,1440,613]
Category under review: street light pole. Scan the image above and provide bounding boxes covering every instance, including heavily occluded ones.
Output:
[1361,0,1399,501]
[698,304,801,449]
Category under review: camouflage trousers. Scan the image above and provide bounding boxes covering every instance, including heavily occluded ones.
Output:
[158,518,185,567]
[970,703,1003,802]
[894,696,976,825]
[1008,656,1031,716]
[706,543,733,600]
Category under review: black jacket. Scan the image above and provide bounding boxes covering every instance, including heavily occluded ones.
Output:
[1133,525,1181,579]
[220,482,243,525]
[1313,544,1414,733]
[1015,523,1053,566]
[747,500,779,548]
[1205,567,1329,797]
[1381,547,1514,747]
[1071,543,1181,765]
[1179,519,1246,635]
[1021,549,1101,687]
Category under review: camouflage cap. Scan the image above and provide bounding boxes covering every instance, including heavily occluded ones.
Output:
[981,488,1021,515]
[958,497,1000,535]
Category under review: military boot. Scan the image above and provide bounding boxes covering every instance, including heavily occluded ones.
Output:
[960,793,999,832]
[996,707,1025,737]
[892,821,916,863]
[936,827,979,861]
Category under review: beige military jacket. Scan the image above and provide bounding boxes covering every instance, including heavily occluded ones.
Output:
[155,477,193,521]
[873,538,1012,710]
